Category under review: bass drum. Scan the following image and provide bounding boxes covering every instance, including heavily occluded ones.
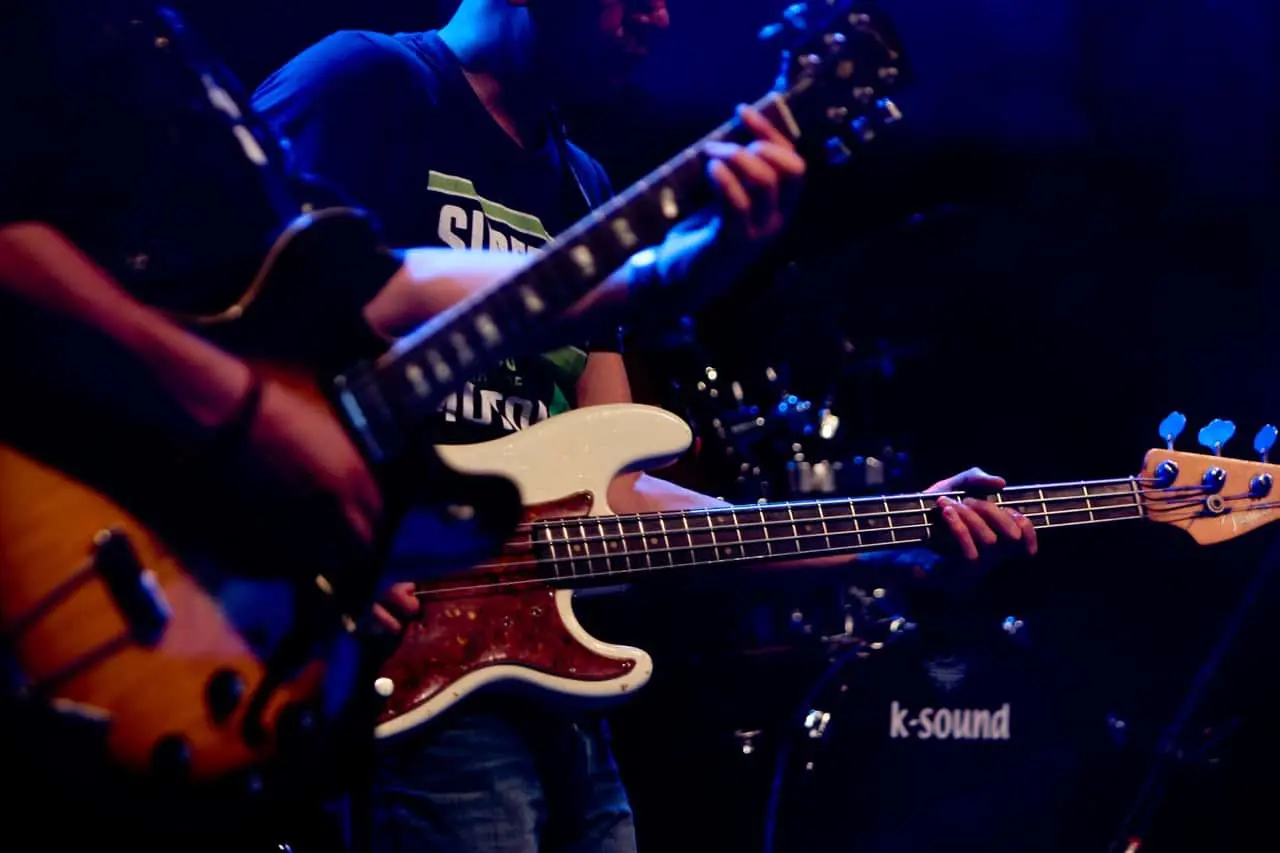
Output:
[763,609,1141,853]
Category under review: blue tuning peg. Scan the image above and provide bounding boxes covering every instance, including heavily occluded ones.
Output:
[1159,412,1187,449]
[1197,419,1236,456]
[1254,425,1278,462]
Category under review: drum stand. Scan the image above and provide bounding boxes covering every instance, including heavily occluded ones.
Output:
[1106,533,1280,852]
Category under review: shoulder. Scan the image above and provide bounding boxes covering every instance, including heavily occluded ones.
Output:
[254,30,437,109]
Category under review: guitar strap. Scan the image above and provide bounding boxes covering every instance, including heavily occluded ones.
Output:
[549,106,605,215]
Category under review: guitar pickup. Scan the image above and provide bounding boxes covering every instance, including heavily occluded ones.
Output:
[92,529,171,646]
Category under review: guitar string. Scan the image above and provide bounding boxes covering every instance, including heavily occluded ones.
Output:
[408,494,1202,597]
[502,478,1184,536]
[411,488,1207,586]
[519,483,1189,547]
[410,501,1218,599]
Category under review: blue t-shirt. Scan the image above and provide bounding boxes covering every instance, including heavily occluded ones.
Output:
[253,30,620,444]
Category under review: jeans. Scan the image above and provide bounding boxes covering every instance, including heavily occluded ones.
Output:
[369,700,636,853]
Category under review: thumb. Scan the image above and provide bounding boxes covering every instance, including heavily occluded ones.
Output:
[929,466,1007,493]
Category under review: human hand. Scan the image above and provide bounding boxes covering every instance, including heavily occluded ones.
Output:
[703,104,806,245]
[925,467,1038,563]
[231,375,383,574]
[372,582,420,634]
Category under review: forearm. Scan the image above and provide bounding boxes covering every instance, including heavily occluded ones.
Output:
[0,223,253,437]
[362,218,742,346]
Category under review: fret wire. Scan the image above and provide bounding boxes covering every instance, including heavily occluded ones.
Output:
[657,515,675,566]
[759,505,774,558]
[786,503,799,553]
[815,501,833,551]
[732,508,746,560]
[1083,482,1096,522]
[1129,478,1147,518]
[577,519,591,576]
[560,524,577,577]
[1037,488,1049,525]
[542,525,561,580]
[882,496,897,544]
[596,518,614,574]
[681,513,695,557]
[636,518,653,572]
[916,497,928,544]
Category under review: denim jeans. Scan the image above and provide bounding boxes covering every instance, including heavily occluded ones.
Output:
[369,700,636,853]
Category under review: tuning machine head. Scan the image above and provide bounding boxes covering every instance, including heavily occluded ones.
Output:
[1159,411,1187,449]
[1197,419,1236,456]
[1254,424,1277,462]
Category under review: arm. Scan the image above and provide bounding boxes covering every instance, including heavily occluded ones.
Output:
[0,222,381,553]
[0,223,256,434]
[578,353,1036,575]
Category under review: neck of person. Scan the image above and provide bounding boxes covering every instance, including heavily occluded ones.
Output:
[438,17,556,150]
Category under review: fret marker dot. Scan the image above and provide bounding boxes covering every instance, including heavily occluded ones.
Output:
[722,547,735,557]
[611,217,639,249]
[426,349,452,383]
[649,537,660,547]
[405,364,430,398]
[608,541,619,550]
[475,313,502,346]
[520,286,545,314]
[659,187,679,219]
[570,244,597,277]
[450,332,475,367]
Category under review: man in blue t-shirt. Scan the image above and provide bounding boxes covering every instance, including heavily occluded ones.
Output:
[253,2,1039,851]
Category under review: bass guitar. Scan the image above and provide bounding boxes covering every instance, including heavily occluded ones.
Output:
[373,410,1280,737]
[0,0,909,816]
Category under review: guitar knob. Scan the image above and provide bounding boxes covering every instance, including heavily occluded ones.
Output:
[1202,467,1227,493]
[1250,473,1273,498]
[276,702,320,757]
[205,668,245,724]
[150,734,192,782]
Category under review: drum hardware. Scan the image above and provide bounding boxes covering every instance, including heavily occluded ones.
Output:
[735,729,764,755]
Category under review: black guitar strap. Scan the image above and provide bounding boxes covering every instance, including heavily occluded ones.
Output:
[549,106,605,215]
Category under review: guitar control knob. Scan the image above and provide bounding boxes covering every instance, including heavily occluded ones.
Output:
[205,668,245,724]
[1251,473,1273,498]
[151,734,192,781]
[276,703,319,757]
[374,677,395,698]
[1202,467,1227,493]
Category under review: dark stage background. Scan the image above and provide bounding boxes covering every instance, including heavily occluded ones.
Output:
[182,1,1278,849]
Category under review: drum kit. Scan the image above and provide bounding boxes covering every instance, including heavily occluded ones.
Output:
[638,334,1259,853]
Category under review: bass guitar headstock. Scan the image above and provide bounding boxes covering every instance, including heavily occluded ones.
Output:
[1139,413,1280,545]
[760,0,908,164]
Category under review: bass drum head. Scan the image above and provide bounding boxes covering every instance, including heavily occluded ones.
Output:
[766,614,1135,853]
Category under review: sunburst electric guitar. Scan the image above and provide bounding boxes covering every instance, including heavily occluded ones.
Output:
[373,412,1280,738]
[0,0,910,815]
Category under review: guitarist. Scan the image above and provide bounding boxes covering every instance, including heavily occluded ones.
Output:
[0,0,782,849]
[253,2,1040,852]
